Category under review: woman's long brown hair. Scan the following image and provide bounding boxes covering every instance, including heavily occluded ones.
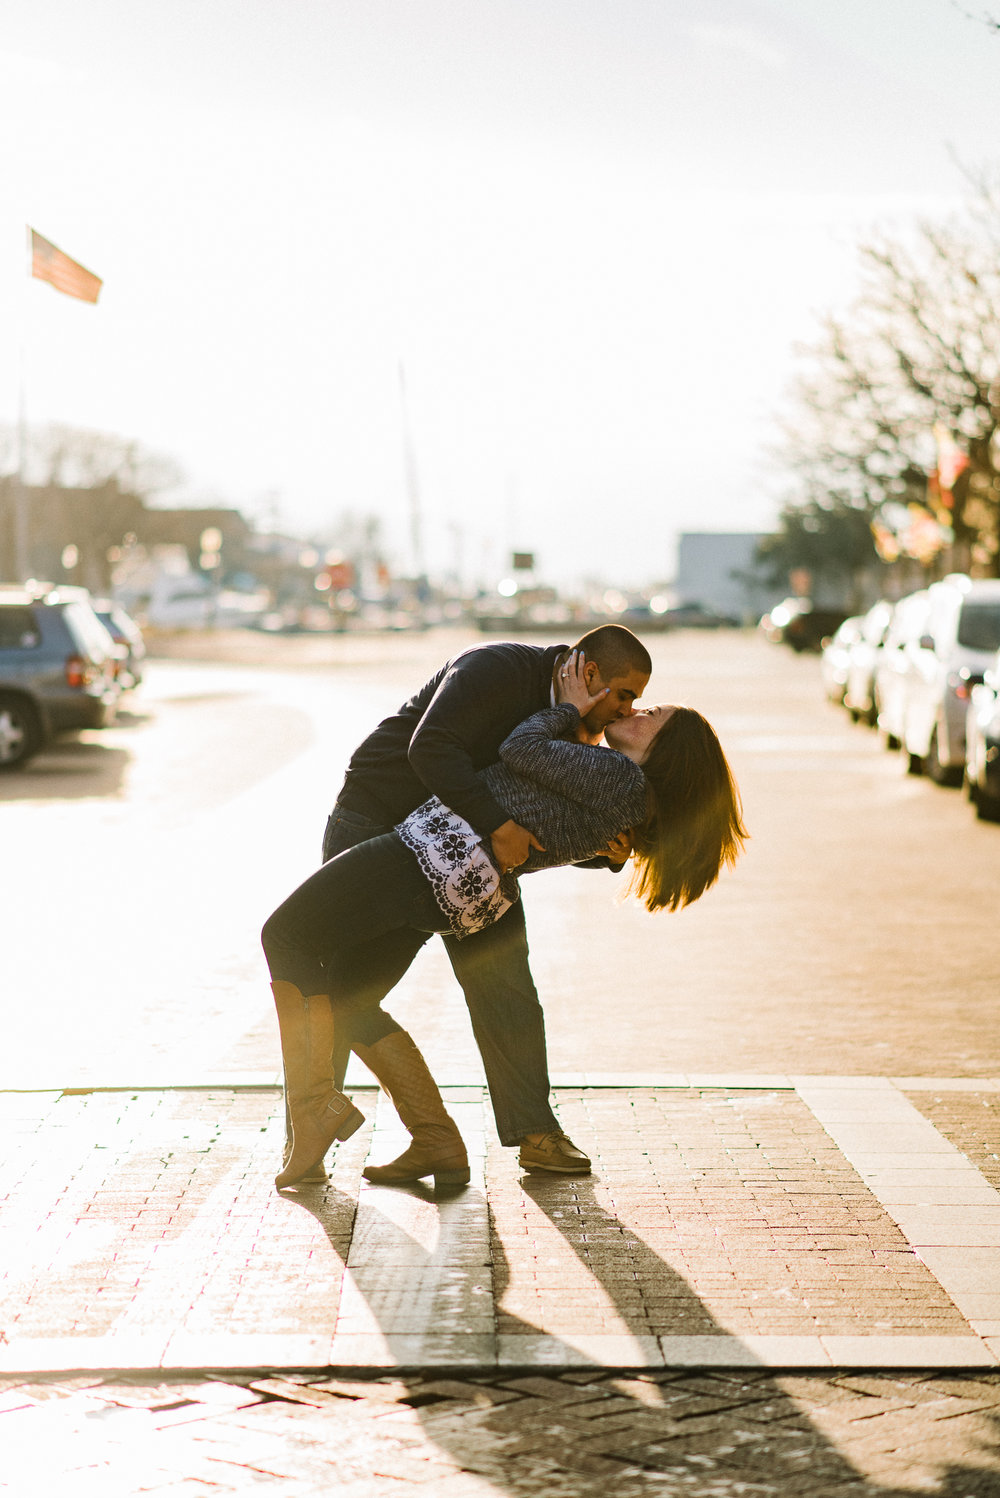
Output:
[627,706,748,912]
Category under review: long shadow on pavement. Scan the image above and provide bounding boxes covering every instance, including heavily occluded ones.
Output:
[0,735,134,800]
[284,1168,1000,1494]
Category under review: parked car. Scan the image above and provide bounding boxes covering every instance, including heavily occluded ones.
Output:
[898,575,1000,784]
[658,601,740,629]
[965,648,1000,821]
[0,586,120,769]
[843,599,894,726]
[820,615,865,704]
[761,598,850,653]
[93,599,146,690]
[873,590,931,751]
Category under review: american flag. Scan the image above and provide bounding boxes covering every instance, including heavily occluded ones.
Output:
[30,229,102,304]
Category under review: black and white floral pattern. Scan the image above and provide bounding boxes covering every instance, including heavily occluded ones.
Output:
[396,798,516,938]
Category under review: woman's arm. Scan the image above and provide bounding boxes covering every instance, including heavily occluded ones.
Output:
[498,705,640,811]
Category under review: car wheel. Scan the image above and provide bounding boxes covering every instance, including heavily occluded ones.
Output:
[926,724,963,787]
[879,705,900,748]
[0,695,43,770]
[906,750,924,776]
[975,788,1000,823]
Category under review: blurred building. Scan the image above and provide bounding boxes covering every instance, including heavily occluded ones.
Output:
[675,532,774,622]
[0,477,145,590]
[0,480,259,591]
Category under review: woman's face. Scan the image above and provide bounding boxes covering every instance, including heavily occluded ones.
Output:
[604,704,676,764]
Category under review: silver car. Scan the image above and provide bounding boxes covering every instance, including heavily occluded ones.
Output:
[820,616,865,705]
[965,647,1000,821]
[900,575,1000,784]
[873,590,931,752]
[844,599,894,727]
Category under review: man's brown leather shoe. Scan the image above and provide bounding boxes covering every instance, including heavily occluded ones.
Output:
[518,1130,591,1175]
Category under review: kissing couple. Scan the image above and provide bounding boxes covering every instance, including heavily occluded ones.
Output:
[261,624,747,1189]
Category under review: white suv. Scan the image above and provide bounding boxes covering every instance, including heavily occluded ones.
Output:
[874,590,931,751]
[900,574,1000,784]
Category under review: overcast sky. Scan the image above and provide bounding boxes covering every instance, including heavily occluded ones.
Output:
[1,1,997,589]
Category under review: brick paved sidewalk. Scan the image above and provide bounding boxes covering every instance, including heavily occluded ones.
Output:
[2,1078,999,1375]
[4,1366,1000,1496]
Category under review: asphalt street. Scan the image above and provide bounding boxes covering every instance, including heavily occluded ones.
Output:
[2,625,997,1086]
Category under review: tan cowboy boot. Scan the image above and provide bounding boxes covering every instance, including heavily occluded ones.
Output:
[280,1140,328,1182]
[281,1100,328,1183]
[355,1030,470,1187]
[271,981,364,1189]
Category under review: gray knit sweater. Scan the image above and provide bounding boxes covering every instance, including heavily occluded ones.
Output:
[486,704,649,869]
[397,705,648,937]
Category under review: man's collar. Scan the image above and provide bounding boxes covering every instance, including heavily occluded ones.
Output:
[549,647,570,708]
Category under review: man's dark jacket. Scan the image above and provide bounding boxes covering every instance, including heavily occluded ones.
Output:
[337,641,566,837]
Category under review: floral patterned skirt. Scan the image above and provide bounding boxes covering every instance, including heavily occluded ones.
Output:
[396,797,519,939]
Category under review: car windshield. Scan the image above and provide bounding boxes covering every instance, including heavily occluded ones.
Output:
[97,611,124,638]
[958,602,1000,652]
[63,602,114,659]
[97,606,137,639]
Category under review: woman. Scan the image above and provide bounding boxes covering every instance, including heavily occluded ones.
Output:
[262,652,747,1189]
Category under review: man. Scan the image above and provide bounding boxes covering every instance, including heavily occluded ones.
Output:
[306,623,651,1180]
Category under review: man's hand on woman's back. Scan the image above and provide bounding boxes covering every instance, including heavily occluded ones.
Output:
[490,819,545,874]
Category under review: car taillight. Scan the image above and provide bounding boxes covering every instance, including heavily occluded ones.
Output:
[949,669,984,701]
[65,653,94,688]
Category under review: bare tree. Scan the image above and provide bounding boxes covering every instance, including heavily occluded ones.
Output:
[950,3,1000,33]
[770,167,1000,581]
[0,422,183,498]
[0,423,186,587]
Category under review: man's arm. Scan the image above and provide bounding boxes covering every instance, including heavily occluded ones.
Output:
[406,648,537,836]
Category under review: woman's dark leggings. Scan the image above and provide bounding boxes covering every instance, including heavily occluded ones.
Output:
[298,800,562,1146]
[261,832,448,1044]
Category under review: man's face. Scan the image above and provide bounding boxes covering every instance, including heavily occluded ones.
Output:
[581,664,650,734]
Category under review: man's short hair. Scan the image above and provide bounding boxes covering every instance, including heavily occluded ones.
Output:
[572,624,651,681]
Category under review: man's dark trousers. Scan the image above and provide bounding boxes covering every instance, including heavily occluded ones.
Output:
[323,804,561,1147]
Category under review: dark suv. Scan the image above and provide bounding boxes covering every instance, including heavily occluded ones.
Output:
[0,587,121,768]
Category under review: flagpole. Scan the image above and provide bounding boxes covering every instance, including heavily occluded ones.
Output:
[11,226,103,582]
[13,225,31,582]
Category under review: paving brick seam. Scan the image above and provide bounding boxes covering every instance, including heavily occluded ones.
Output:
[5,1073,1000,1095]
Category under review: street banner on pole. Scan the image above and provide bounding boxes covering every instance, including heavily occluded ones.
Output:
[29,228,103,304]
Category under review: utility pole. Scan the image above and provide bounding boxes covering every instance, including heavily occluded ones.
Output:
[398,362,426,583]
[13,229,31,582]
[12,384,30,583]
